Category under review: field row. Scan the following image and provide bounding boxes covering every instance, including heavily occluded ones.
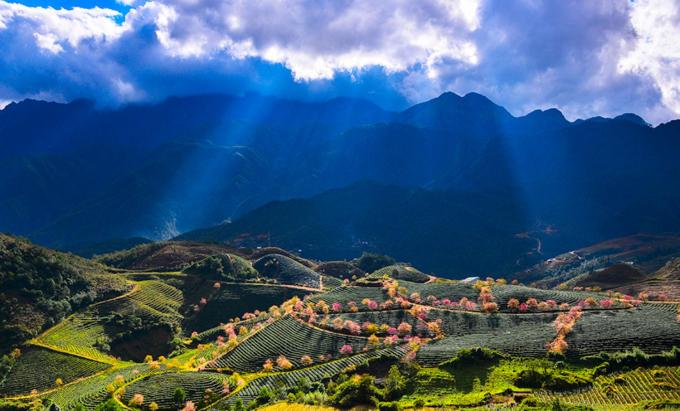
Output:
[206,316,370,372]
[536,367,680,407]
[214,347,406,409]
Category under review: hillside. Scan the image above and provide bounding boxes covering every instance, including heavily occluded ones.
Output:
[0,234,127,354]
[2,240,680,410]
[177,183,536,276]
[519,233,680,288]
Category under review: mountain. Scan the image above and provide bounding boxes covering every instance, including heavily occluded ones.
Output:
[1,92,680,276]
[178,182,541,276]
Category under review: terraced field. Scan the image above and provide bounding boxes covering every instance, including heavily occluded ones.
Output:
[567,304,680,356]
[0,347,111,396]
[213,347,406,408]
[399,280,480,302]
[94,280,183,321]
[34,314,115,363]
[307,286,390,310]
[121,372,233,410]
[4,249,680,411]
[367,265,431,283]
[206,316,370,372]
[185,283,313,333]
[253,254,321,288]
[34,280,184,363]
[492,285,601,309]
[536,367,680,409]
[416,320,556,365]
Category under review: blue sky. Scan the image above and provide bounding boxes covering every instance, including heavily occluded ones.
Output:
[1,0,679,124]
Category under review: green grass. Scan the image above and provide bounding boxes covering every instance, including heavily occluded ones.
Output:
[0,347,110,396]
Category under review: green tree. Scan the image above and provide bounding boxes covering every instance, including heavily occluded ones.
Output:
[383,365,407,400]
[174,387,186,407]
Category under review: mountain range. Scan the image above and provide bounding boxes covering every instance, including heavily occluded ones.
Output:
[2,92,680,276]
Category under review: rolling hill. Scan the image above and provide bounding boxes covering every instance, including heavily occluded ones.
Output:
[2,238,680,410]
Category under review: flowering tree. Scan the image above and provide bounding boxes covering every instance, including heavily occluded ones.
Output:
[339,344,353,355]
[262,359,273,372]
[129,394,144,407]
[181,401,196,411]
[300,355,313,366]
[276,355,293,370]
[384,335,398,346]
[331,302,342,313]
[525,298,539,309]
[482,302,499,313]
[507,298,520,310]
[397,322,412,336]
[367,334,380,347]
[347,301,359,313]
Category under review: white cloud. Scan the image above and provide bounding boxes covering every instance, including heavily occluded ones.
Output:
[618,0,680,118]
[0,0,679,123]
[0,2,123,53]
[126,0,483,80]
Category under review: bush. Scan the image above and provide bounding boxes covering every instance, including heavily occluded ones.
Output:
[383,365,407,400]
[378,401,402,411]
[514,369,590,391]
[329,374,383,408]
[93,399,126,411]
[439,348,505,371]
[0,400,42,411]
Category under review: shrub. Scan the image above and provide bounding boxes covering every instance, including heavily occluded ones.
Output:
[439,348,505,370]
[329,374,383,408]
[383,365,407,400]
[174,387,186,406]
[378,401,402,411]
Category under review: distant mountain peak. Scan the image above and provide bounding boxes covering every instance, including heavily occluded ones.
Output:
[614,113,650,127]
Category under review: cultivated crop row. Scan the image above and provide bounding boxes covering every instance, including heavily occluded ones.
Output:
[536,366,680,407]
[205,316,370,372]
[186,283,312,334]
[566,304,680,357]
[366,265,431,283]
[46,364,153,410]
[0,347,110,397]
[214,347,406,409]
[121,372,232,411]
[253,254,321,288]
[416,321,556,365]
